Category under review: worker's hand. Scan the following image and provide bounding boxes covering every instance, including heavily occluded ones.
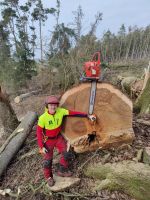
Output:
[39,147,48,154]
[88,114,96,122]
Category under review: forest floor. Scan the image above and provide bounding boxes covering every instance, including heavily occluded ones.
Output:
[0,61,150,200]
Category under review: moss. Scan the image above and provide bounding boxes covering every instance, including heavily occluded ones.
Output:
[126,177,150,200]
[96,175,150,200]
[143,148,150,165]
[84,161,150,200]
[95,178,120,191]
[111,172,150,200]
[84,164,112,180]
[134,78,150,114]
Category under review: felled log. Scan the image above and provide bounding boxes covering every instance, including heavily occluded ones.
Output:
[134,64,150,114]
[14,89,42,103]
[60,83,134,153]
[84,161,150,200]
[121,76,137,94]
[117,76,143,98]
[0,111,37,177]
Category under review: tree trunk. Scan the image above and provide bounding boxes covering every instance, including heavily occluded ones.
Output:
[120,76,137,95]
[134,77,150,114]
[134,64,150,114]
[0,111,37,177]
[0,86,19,136]
[60,83,134,153]
[39,19,43,61]
[84,161,150,200]
[117,76,144,98]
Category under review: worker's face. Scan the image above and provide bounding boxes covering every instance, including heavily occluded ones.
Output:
[48,103,58,114]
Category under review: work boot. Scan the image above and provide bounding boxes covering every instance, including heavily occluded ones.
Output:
[57,165,73,177]
[47,177,55,187]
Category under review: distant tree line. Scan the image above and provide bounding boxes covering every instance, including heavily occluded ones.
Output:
[100,24,150,63]
[0,0,149,90]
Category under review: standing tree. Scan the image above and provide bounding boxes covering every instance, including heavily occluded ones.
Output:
[0,0,37,87]
[31,0,56,61]
[50,23,77,55]
[88,12,102,36]
[0,20,12,84]
[0,86,19,137]
[72,5,84,44]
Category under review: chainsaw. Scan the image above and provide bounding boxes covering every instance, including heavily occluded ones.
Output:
[80,52,101,115]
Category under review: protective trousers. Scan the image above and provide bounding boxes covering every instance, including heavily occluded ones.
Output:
[43,134,68,179]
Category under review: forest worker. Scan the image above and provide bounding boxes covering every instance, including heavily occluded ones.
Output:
[36,95,96,187]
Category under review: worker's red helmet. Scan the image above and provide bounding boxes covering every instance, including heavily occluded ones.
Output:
[45,96,59,106]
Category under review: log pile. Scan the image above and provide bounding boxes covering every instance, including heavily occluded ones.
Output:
[60,83,134,153]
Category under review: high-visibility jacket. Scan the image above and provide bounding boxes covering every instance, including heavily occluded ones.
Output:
[36,107,87,148]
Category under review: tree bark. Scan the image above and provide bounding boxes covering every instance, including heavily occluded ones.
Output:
[117,75,144,98]
[134,77,150,114]
[39,19,43,61]
[84,161,150,200]
[0,86,19,136]
[60,83,134,153]
[134,64,150,114]
[0,111,37,177]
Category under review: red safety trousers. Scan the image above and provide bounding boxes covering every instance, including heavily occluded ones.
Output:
[43,134,68,179]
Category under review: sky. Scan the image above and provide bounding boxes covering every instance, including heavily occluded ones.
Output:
[1,0,149,59]
[42,0,150,38]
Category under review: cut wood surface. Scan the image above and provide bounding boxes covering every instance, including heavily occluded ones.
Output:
[60,83,134,153]
[14,90,42,103]
[0,111,38,177]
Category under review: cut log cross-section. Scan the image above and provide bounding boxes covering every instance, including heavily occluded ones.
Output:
[60,83,134,153]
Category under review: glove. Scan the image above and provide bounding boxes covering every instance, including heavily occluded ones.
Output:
[39,147,48,154]
[88,114,96,122]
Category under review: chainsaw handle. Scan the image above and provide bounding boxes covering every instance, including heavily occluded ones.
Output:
[92,52,100,63]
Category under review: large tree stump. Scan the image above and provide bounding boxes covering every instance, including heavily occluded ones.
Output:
[60,83,134,153]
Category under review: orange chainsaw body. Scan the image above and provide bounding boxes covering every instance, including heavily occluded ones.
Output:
[83,52,101,80]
